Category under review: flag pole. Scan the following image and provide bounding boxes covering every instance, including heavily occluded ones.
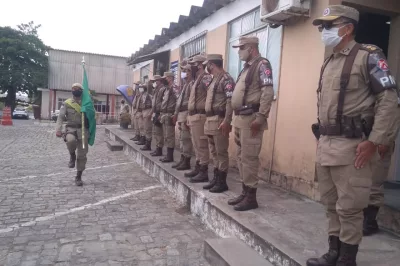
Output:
[81,56,86,150]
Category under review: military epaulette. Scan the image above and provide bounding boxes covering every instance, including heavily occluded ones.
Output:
[360,44,382,53]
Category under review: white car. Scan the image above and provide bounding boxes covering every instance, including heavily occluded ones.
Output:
[13,107,29,119]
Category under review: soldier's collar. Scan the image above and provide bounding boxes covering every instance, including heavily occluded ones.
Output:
[247,54,261,66]
[339,40,357,56]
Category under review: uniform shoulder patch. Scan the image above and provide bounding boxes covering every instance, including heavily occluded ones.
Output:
[259,60,273,86]
[201,74,213,87]
[361,44,382,53]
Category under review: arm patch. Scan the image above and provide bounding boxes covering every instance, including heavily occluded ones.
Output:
[367,49,398,94]
[259,60,273,86]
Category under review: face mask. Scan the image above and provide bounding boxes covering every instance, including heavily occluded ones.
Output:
[206,64,213,74]
[72,90,82,97]
[139,88,144,93]
[321,26,346,47]
[238,47,251,61]
[181,72,187,79]
[191,65,198,73]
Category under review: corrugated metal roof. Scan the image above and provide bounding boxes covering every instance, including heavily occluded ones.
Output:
[127,0,236,65]
[51,48,129,59]
[48,50,133,95]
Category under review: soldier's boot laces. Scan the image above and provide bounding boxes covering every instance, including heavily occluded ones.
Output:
[140,139,152,151]
[363,205,380,236]
[75,171,83,186]
[228,183,247,205]
[233,187,258,211]
[177,156,191,171]
[68,152,76,168]
[184,161,200,177]
[172,154,185,169]
[203,168,218,190]
[306,236,341,266]
[136,136,146,145]
[160,148,174,163]
[336,243,358,266]
[190,165,209,183]
[210,170,228,193]
[130,135,140,141]
[150,147,163,157]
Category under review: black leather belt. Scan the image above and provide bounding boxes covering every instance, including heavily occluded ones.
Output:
[189,110,206,116]
[206,110,225,117]
[319,124,341,136]
[234,104,260,116]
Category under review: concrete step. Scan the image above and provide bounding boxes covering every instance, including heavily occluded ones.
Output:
[106,140,123,151]
[204,238,273,266]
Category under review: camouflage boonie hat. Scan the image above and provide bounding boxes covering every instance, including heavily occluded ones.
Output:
[232,36,259,48]
[162,71,174,79]
[150,75,162,81]
[203,54,223,65]
[188,55,207,64]
[180,64,192,71]
[71,83,83,89]
[313,5,359,26]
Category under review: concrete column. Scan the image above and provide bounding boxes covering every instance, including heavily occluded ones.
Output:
[388,16,400,82]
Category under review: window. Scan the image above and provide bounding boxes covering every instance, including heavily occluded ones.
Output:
[227,9,282,95]
[140,64,150,83]
[58,98,68,110]
[180,31,207,59]
[94,101,109,114]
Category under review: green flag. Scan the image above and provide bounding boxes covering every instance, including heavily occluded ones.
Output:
[81,65,96,146]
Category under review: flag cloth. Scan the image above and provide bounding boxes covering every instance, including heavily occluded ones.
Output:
[81,65,96,146]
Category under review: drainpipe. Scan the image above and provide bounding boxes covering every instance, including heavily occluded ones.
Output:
[268,26,285,183]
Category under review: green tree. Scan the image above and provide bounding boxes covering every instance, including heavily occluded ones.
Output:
[0,21,49,112]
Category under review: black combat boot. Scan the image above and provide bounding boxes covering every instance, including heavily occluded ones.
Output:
[306,236,341,266]
[190,164,209,183]
[75,171,83,186]
[68,152,76,168]
[172,154,185,169]
[363,205,380,236]
[160,148,174,163]
[177,156,191,171]
[210,170,228,193]
[234,187,258,211]
[203,168,218,190]
[130,135,140,141]
[336,243,358,266]
[184,160,200,178]
[228,183,247,205]
[150,147,163,157]
[136,136,146,145]
[140,138,152,151]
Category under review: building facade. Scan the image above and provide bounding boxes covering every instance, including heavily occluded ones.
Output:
[39,49,133,120]
[129,0,400,201]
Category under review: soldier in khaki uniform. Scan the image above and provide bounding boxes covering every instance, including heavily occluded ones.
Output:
[185,55,213,183]
[119,99,130,129]
[172,64,194,171]
[159,72,177,162]
[150,75,166,157]
[308,6,398,266]
[202,54,235,193]
[130,82,141,141]
[136,82,153,151]
[228,36,274,211]
[55,83,89,186]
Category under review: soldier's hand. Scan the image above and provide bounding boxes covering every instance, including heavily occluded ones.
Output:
[56,131,63,138]
[250,121,261,137]
[218,121,231,137]
[378,145,389,159]
[355,141,377,169]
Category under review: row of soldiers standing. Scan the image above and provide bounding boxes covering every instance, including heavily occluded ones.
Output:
[123,36,274,212]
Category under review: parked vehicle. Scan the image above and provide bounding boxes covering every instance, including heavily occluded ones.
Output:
[13,107,29,119]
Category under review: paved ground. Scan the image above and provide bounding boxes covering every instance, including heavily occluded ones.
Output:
[0,120,214,266]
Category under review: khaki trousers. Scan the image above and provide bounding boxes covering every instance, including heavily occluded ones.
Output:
[208,133,229,172]
[188,114,209,165]
[161,113,175,149]
[65,129,89,172]
[234,127,263,188]
[138,110,152,139]
[178,122,193,157]
[317,163,372,245]
[369,149,393,207]
[152,124,164,148]
[134,111,142,136]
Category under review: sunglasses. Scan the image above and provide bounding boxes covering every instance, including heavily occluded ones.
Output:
[318,22,348,32]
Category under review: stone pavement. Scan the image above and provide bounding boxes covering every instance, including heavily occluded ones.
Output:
[0,121,214,266]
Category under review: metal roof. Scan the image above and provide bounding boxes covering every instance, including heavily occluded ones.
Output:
[51,48,128,59]
[127,0,236,65]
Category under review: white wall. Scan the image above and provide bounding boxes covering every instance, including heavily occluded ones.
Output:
[40,90,50,119]
[133,0,261,71]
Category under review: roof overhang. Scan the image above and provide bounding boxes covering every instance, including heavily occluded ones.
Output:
[129,50,170,65]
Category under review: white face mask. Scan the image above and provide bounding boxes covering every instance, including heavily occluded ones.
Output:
[321,26,346,47]
[139,87,144,93]
[238,47,251,61]
[181,72,187,79]
[153,83,157,88]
